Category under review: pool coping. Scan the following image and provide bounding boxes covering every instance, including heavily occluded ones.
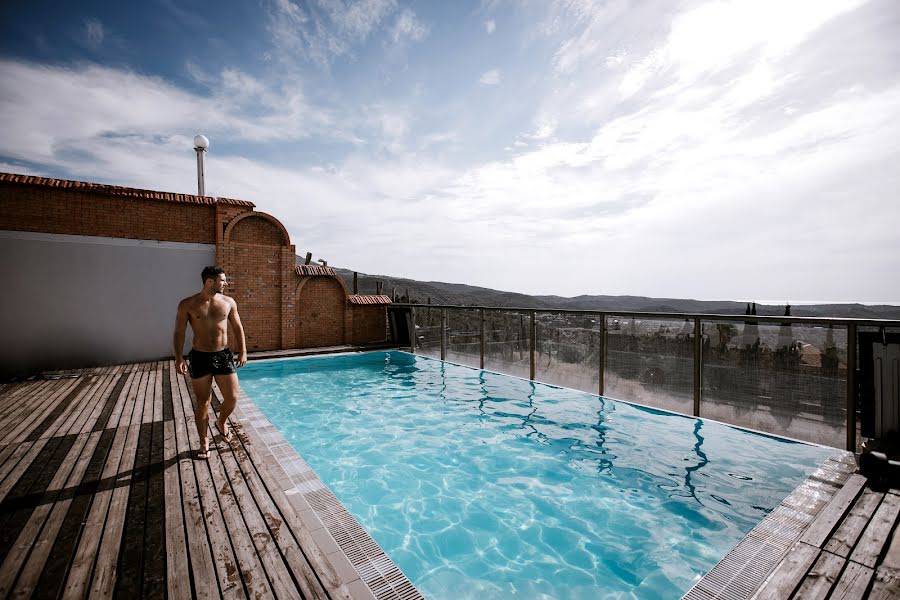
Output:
[682,449,857,600]
[230,376,424,600]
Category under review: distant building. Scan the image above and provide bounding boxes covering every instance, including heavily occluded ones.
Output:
[0,172,390,376]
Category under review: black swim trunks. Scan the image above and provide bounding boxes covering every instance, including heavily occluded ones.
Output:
[188,348,237,379]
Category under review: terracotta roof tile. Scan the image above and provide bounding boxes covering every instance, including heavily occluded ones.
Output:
[295,265,338,277]
[348,295,392,305]
[0,172,255,207]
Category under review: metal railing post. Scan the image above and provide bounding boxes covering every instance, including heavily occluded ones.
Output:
[480,308,485,369]
[693,318,702,417]
[440,308,447,361]
[846,324,857,452]
[530,311,536,380]
[410,307,416,352]
[599,313,606,396]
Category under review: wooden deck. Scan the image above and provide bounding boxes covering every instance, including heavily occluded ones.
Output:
[686,452,900,600]
[0,360,387,599]
[749,473,900,599]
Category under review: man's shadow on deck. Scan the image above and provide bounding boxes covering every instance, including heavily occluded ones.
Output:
[0,440,242,515]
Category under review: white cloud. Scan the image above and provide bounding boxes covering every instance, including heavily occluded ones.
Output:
[391,8,429,42]
[83,18,104,48]
[2,0,899,301]
[266,0,425,66]
[485,19,496,34]
[479,69,501,85]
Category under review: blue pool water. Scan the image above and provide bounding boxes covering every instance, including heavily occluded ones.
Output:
[240,351,832,599]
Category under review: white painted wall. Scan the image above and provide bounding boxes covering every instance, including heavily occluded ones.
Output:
[0,230,216,377]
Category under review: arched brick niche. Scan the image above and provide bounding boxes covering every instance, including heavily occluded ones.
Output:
[224,211,291,246]
[295,277,348,348]
[220,211,294,352]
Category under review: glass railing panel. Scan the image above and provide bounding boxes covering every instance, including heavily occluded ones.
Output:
[603,316,695,414]
[413,306,442,359]
[483,309,531,379]
[701,321,847,446]
[446,308,482,369]
[534,313,600,394]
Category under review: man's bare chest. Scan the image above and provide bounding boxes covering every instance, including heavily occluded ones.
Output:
[188,300,230,323]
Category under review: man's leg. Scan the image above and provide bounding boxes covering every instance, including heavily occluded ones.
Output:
[190,375,213,457]
[213,373,239,440]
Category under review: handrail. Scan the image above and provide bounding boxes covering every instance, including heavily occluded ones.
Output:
[391,302,900,328]
[399,303,900,451]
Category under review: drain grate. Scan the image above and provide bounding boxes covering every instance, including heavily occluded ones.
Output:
[682,450,856,600]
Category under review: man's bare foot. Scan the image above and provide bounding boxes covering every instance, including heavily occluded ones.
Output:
[216,415,232,442]
[197,437,209,459]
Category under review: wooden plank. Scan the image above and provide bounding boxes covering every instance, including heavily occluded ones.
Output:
[0,443,21,477]
[751,541,820,600]
[170,368,218,600]
[830,561,875,599]
[0,431,101,597]
[61,425,129,600]
[222,415,330,600]
[113,422,152,598]
[0,440,49,504]
[88,422,142,599]
[880,492,900,571]
[19,378,93,442]
[799,474,867,548]
[849,492,900,568]
[225,399,349,600]
[0,380,51,419]
[92,373,130,432]
[0,379,75,443]
[0,434,76,562]
[173,371,244,600]
[79,374,116,433]
[105,373,137,430]
[141,417,167,599]
[790,549,845,599]
[24,376,98,442]
[1,380,71,436]
[153,364,163,424]
[202,416,275,599]
[71,375,117,435]
[31,427,118,599]
[209,391,306,599]
[869,567,900,599]
[162,418,190,600]
[825,487,885,557]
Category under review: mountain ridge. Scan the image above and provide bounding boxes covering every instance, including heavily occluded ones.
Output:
[296,258,900,319]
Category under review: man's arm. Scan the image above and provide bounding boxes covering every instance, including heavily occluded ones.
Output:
[228,299,248,368]
[173,300,189,374]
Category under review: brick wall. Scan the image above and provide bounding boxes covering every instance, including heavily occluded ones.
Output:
[0,182,218,244]
[295,277,347,348]
[351,306,389,344]
[2,174,389,360]
[219,214,292,352]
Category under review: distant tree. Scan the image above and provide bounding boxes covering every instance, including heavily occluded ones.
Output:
[784,303,791,316]
[745,303,751,315]
[751,302,757,315]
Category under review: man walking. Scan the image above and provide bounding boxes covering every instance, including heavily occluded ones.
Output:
[174,266,248,458]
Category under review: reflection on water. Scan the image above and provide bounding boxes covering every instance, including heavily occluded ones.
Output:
[241,351,832,600]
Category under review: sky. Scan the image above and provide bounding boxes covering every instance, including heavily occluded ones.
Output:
[1,0,899,303]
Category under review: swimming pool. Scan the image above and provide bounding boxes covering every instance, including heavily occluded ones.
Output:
[240,351,833,599]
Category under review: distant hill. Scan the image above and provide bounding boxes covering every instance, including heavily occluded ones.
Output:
[297,257,900,319]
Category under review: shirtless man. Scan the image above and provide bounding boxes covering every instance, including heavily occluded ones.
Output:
[174,266,248,458]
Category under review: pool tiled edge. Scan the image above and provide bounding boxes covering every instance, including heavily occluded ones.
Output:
[682,450,857,600]
[231,385,425,600]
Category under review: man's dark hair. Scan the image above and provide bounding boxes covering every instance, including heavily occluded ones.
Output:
[201,265,225,284]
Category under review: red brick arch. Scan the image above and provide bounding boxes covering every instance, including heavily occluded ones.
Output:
[295,276,348,348]
[224,211,291,246]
